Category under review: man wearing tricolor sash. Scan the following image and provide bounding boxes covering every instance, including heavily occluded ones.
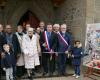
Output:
[40,23,58,76]
[57,24,72,76]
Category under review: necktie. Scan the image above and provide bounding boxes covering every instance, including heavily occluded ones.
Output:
[48,32,51,40]
[62,33,65,37]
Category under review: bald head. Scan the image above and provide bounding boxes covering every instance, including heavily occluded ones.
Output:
[53,24,60,32]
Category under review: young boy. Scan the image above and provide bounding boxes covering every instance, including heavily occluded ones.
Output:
[1,44,16,80]
[72,41,83,79]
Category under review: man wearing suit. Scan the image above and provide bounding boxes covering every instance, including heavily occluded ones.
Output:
[57,24,72,76]
[40,23,58,76]
[4,25,21,79]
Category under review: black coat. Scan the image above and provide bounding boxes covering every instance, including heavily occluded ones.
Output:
[1,52,16,68]
[4,33,21,57]
[40,31,58,52]
[0,32,7,52]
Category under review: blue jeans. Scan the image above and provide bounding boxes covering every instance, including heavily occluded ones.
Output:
[74,65,80,76]
[5,67,13,80]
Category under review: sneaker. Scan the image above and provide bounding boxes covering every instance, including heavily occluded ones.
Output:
[76,75,80,79]
[72,74,76,77]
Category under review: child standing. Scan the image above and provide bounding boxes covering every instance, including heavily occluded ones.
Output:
[72,41,83,79]
[1,44,16,80]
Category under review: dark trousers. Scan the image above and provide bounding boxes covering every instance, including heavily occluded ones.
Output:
[42,53,55,73]
[74,65,80,76]
[57,54,66,74]
[16,66,25,77]
[35,56,42,73]
[13,66,16,79]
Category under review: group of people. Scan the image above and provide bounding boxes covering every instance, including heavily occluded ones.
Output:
[0,21,83,80]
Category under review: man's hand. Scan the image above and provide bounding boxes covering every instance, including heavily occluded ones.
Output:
[67,53,70,58]
[55,52,58,56]
[42,43,46,47]
[65,51,69,54]
[50,49,54,52]
[3,68,6,71]
[72,55,74,58]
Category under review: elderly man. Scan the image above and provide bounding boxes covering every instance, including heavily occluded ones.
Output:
[22,27,41,79]
[57,24,72,76]
[53,24,60,33]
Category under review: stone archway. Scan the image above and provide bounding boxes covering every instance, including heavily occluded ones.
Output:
[6,1,51,28]
[18,10,40,28]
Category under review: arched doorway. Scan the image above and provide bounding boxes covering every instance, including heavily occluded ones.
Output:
[18,10,40,28]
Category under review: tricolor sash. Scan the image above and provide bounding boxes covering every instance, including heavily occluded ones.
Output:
[44,31,51,51]
[57,32,68,46]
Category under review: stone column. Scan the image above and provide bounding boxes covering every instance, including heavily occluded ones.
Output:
[86,0,100,23]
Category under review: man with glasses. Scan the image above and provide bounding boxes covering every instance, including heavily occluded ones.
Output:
[57,24,72,76]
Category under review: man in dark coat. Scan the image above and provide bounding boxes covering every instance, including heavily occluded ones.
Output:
[4,25,21,59]
[57,24,72,76]
[4,25,21,79]
[40,23,58,76]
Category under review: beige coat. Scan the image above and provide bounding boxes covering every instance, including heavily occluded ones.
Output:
[22,34,41,69]
[16,32,25,66]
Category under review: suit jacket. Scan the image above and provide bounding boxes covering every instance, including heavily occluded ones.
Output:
[4,33,21,58]
[0,32,7,52]
[1,51,16,68]
[40,31,58,52]
[57,32,72,52]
